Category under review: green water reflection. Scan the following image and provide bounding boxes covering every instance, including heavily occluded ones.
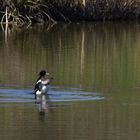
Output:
[0,22,140,140]
[0,22,140,89]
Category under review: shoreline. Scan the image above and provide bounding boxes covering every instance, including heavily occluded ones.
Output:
[0,0,139,26]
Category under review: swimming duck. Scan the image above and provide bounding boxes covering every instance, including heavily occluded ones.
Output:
[34,70,52,96]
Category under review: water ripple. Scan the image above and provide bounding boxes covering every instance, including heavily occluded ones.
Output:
[0,87,104,103]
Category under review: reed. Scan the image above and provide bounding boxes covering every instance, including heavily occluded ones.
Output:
[0,0,57,27]
[50,0,140,21]
[0,0,139,26]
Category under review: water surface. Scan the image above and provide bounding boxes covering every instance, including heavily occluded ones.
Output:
[0,22,140,140]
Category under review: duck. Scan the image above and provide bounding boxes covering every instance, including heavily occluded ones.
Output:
[34,70,52,97]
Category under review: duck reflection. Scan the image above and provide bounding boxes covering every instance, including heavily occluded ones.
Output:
[37,93,50,116]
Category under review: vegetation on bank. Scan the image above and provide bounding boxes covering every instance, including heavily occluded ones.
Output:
[0,0,139,26]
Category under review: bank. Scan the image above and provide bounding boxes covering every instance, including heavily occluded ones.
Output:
[0,0,139,26]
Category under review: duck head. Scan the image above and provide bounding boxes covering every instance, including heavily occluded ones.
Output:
[39,70,47,77]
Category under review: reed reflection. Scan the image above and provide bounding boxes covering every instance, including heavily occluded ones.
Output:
[0,22,139,90]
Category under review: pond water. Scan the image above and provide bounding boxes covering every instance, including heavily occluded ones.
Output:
[0,22,140,140]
